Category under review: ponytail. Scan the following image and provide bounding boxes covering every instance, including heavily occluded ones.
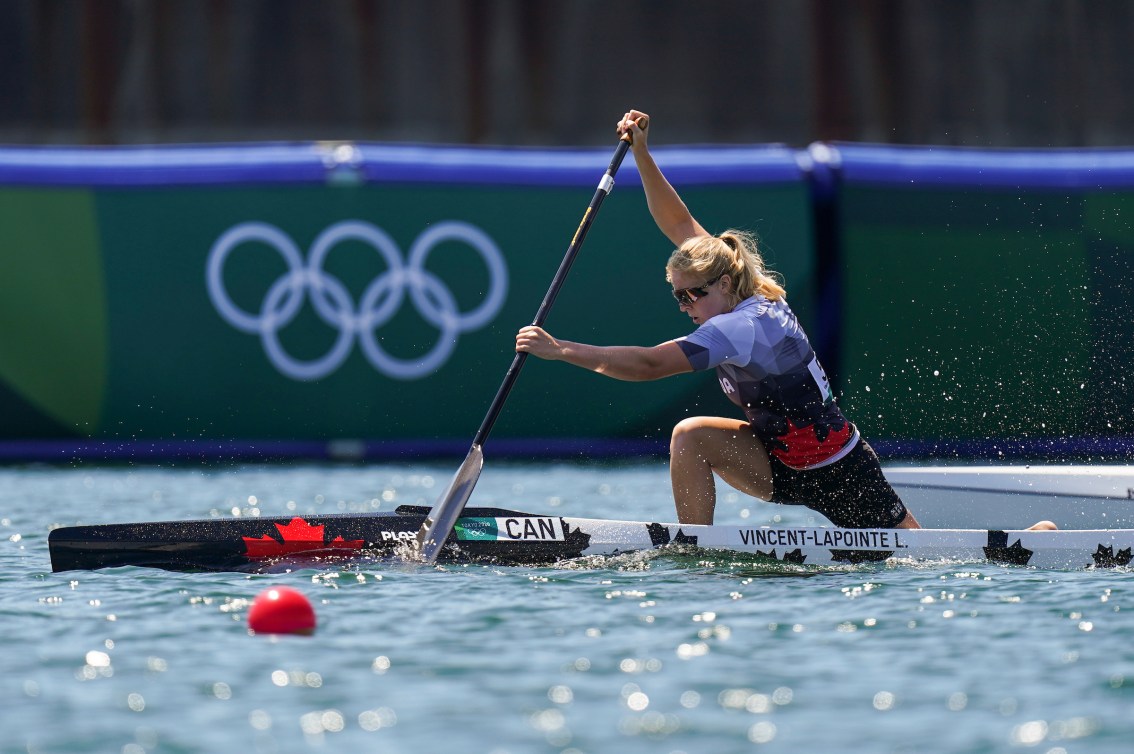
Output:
[667,230,785,305]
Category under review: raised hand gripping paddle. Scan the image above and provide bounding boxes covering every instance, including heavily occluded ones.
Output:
[414,117,647,562]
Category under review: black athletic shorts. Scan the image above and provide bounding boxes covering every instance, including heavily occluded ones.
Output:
[769,439,908,528]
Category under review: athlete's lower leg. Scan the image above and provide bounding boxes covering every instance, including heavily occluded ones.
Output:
[669,417,773,525]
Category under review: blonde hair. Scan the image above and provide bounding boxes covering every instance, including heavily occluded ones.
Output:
[666,230,785,306]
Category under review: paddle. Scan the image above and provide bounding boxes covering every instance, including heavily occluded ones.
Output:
[414,117,647,562]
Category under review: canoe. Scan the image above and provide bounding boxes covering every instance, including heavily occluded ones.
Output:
[48,504,1134,573]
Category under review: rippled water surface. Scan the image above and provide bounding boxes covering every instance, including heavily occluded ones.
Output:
[3,461,1133,754]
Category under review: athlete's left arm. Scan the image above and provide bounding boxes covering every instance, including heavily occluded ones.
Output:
[516,326,692,381]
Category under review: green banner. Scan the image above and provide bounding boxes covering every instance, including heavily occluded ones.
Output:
[0,188,106,436]
[839,186,1132,442]
[1,180,814,443]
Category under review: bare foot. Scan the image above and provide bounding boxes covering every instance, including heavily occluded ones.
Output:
[1025,520,1058,531]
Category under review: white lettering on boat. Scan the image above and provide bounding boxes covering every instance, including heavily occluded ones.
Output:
[381,530,417,541]
[737,528,902,549]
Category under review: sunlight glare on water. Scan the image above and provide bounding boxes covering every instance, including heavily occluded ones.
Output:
[2,462,1134,753]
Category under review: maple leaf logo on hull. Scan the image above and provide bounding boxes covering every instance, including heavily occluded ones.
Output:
[1093,544,1133,568]
[646,523,699,548]
[754,548,808,565]
[243,518,365,559]
[983,531,1033,566]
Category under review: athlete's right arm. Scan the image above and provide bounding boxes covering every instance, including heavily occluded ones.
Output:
[618,110,709,248]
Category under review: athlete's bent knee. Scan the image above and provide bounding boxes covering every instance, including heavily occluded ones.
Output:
[671,417,701,442]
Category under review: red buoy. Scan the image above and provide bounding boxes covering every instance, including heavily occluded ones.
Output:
[248,586,316,636]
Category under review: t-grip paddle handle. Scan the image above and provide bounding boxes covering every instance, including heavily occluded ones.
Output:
[620,115,649,144]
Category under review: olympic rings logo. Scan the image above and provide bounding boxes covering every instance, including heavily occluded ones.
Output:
[206,220,508,381]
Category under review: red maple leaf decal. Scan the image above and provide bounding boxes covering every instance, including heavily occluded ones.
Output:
[243,518,365,559]
[771,418,854,468]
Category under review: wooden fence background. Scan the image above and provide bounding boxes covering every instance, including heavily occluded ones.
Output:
[2,0,1133,147]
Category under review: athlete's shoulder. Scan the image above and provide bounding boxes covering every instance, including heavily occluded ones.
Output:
[734,295,775,316]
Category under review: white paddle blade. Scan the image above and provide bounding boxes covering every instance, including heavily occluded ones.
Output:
[414,444,484,562]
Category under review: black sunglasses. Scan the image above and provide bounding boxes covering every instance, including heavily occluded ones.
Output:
[672,275,722,307]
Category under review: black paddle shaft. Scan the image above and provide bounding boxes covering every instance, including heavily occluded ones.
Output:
[414,122,645,562]
[471,133,638,447]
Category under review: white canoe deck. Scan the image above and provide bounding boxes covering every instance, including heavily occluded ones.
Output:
[462,515,1133,570]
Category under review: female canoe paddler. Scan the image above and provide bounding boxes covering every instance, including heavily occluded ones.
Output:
[517,108,1057,532]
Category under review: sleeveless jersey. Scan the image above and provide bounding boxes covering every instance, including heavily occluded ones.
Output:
[675,296,859,470]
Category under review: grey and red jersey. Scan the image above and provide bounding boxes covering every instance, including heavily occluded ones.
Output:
[675,296,859,470]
